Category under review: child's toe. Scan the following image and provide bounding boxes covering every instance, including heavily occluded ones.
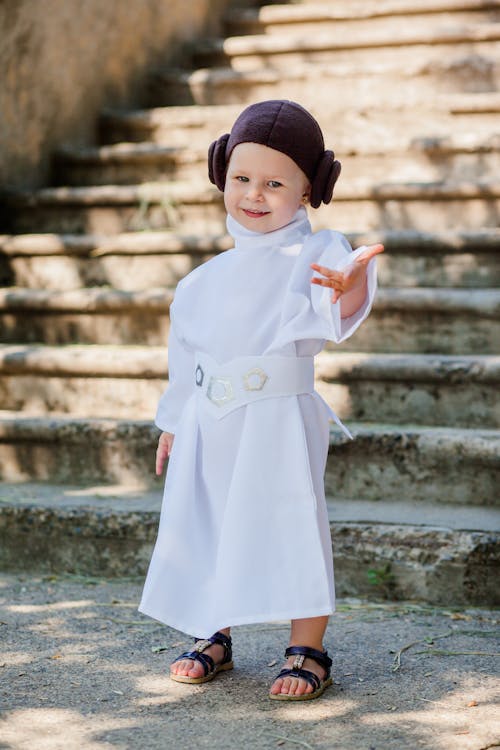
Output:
[270,677,284,695]
[280,676,294,694]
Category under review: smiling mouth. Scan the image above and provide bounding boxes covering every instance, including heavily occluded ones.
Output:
[242,209,270,218]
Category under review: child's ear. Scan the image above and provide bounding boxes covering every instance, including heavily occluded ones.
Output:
[301,190,310,205]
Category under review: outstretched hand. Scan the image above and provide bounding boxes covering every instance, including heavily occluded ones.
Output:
[310,243,384,303]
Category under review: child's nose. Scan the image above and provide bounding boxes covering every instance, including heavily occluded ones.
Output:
[246,182,263,200]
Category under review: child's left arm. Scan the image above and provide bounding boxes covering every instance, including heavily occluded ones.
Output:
[311,243,384,318]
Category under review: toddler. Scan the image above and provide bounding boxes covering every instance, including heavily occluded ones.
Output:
[140,100,383,701]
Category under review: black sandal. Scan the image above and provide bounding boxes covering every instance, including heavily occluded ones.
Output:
[269,645,333,701]
[170,631,233,684]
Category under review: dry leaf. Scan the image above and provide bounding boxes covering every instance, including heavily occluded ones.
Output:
[467,700,478,707]
[449,613,471,621]
[267,660,277,667]
[50,654,63,660]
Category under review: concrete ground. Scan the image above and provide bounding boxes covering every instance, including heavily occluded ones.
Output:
[0,575,498,750]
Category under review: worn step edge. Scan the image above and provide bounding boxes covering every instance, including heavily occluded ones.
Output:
[153,55,500,90]
[53,132,500,168]
[225,0,500,27]
[54,143,201,166]
[1,415,498,463]
[0,487,498,605]
[5,179,500,207]
[0,344,167,377]
[0,231,231,257]
[11,486,487,534]
[99,93,500,134]
[1,345,499,384]
[326,497,500,533]
[316,352,500,384]
[1,228,499,258]
[0,485,498,532]
[196,22,500,59]
[1,287,497,316]
[327,423,500,465]
[1,419,497,505]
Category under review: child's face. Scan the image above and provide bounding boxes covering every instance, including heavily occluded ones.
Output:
[224,142,310,233]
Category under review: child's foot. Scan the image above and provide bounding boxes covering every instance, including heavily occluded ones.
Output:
[170,631,233,684]
[269,645,333,700]
[171,642,225,679]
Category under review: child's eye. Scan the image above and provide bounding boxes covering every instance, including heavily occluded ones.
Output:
[236,175,249,182]
[268,180,282,188]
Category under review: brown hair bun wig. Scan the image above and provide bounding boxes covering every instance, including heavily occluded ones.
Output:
[309,150,342,209]
[207,100,341,208]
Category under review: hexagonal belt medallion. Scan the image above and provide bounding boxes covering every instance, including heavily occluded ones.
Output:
[195,364,204,387]
[243,367,269,392]
[207,376,234,407]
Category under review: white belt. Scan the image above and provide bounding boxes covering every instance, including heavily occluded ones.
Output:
[193,352,353,438]
[194,353,315,419]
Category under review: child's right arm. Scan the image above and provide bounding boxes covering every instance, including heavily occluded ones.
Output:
[156,431,174,476]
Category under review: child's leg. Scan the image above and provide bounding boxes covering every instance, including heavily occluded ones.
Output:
[269,616,329,697]
[170,627,231,679]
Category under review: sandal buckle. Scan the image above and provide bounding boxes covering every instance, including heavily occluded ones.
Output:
[292,654,305,670]
[194,639,212,653]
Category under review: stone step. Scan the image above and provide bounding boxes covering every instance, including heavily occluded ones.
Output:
[53,143,205,187]
[225,0,500,37]
[4,179,499,235]
[0,416,497,505]
[0,286,173,345]
[0,286,497,353]
[0,344,166,419]
[1,344,498,427]
[0,230,225,290]
[100,94,500,147]
[191,23,500,71]
[0,481,498,604]
[316,352,500,428]
[1,228,498,290]
[148,52,500,109]
[53,133,500,186]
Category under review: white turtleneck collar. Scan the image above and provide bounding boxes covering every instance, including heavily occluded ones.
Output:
[226,206,312,252]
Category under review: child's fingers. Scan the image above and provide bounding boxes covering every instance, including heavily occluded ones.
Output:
[310,263,343,280]
[155,446,168,476]
[311,276,345,293]
[355,243,385,264]
[156,433,173,475]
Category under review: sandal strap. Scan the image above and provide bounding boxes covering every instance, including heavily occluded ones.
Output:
[285,645,332,675]
[274,667,321,693]
[210,631,232,656]
[172,649,214,677]
[191,631,233,664]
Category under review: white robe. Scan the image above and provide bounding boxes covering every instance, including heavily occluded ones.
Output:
[139,207,377,637]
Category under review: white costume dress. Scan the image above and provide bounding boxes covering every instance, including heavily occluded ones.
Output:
[139,207,377,637]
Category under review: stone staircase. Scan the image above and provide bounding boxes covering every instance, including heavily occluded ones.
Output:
[1,0,499,605]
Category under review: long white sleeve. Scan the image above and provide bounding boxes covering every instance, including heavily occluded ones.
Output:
[155,321,194,434]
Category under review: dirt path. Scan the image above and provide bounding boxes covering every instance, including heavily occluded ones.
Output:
[0,574,498,749]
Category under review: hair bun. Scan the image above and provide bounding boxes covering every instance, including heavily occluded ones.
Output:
[310,150,341,208]
[208,134,230,191]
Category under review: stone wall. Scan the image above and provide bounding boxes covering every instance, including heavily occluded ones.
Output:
[0,0,234,190]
